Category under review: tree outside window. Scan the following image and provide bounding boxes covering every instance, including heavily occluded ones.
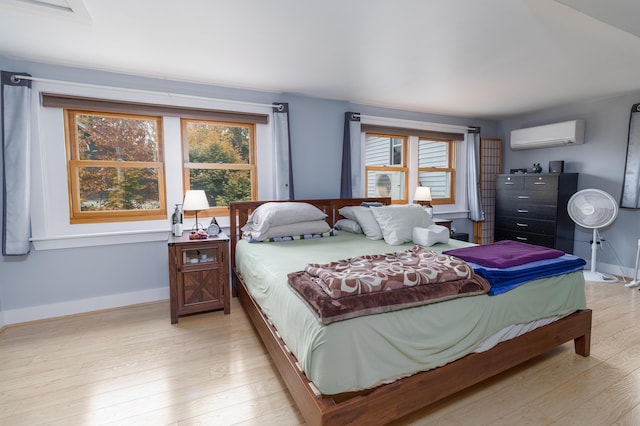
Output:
[182,119,256,215]
[65,110,166,223]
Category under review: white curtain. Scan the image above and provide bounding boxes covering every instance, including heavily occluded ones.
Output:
[2,71,32,255]
[340,112,363,198]
[273,102,293,199]
[467,130,485,222]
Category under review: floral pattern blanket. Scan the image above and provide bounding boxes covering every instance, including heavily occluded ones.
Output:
[288,246,490,324]
[304,245,477,299]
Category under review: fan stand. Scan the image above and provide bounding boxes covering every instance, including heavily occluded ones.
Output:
[584,228,618,283]
[624,239,640,288]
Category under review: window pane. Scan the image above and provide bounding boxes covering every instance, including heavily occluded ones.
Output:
[75,113,159,162]
[78,167,160,211]
[189,169,252,206]
[186,122,250,164]
[419,171,451,198]
[367,170,405,200]
[418,139,448,168]
[391,138,403,165]
[366,136,403,166]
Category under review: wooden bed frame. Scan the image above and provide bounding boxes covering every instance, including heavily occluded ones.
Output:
[229,198,592,426]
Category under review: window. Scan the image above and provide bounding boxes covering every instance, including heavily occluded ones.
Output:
[418,139,456,205]
[181,119,257,215]
[362,123,461,207]
[364,134,408,203]
[64,110,166,223]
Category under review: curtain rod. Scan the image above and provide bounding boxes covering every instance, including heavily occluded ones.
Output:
[352,113,477,133]
[9,74,285,111]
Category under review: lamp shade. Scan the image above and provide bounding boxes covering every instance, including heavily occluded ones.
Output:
[414,186,432,202]
[182,190,210,211]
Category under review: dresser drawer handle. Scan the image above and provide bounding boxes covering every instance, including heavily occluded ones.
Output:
[504,182,514,185]
[534,182,547,185]
[517,196,529,199]
[516,223,529,227]
[516,237,528,241]
[517,209,529,213]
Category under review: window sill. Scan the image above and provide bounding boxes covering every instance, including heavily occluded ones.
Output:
[432,208,469,220]
[31,228,171,250]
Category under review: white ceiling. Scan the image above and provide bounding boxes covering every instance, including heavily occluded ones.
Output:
[1,0,640,119]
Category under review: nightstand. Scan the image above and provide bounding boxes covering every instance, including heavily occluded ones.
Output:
[168,232,230,324]
[433,218,452,233]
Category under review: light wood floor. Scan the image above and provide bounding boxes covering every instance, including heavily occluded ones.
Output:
[1,279,639,425]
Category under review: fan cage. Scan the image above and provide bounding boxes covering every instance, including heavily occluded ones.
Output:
[567,189,618,229]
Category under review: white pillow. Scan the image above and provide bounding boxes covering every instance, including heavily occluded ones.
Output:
[412,225,450,247]
[351,207,384,240]
[245,202,327,234]
[243,220,331,242]
[334,218,363,234]
[370,204,433,245]
[338,206,358,221]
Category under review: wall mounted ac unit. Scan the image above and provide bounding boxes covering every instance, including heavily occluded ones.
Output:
[510,120,585,150]
[375,172,404,200]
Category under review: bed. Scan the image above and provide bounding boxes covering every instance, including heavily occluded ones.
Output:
[229,198,592,426]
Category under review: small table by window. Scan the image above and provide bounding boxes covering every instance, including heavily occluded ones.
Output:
[167,232,230,323]
[432,218,452,232]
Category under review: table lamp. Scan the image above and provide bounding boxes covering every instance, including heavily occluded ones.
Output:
[414,186,432,216]
[182,190,209,231]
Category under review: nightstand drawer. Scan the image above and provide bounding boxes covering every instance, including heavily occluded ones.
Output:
[179,244,224,269]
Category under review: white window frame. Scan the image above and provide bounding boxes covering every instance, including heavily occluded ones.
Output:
[29,81,274,250]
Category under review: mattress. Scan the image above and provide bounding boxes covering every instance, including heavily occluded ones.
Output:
[235,232,587,395]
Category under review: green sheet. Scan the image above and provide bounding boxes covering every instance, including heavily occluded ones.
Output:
[235,232,586,395]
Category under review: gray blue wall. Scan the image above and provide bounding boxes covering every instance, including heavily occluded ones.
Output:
[500,92,640,276]
[0,56,498,323]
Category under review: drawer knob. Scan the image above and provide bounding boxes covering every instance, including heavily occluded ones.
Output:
[517,209,529,213]
[516,237,528,241]
[517,223,529,227]
[518,196,529,199]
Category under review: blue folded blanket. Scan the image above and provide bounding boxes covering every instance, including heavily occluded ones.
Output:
[468,254,586,295]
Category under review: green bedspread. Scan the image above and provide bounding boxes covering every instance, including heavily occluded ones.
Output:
[235,232,586,395]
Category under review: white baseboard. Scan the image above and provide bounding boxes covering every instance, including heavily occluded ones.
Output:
[587,261,634,280]
[2,287,169,325]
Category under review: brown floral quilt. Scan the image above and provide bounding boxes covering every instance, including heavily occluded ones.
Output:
[288,246,490,324]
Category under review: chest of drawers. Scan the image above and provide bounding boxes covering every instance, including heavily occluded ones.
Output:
[494,173,578,253]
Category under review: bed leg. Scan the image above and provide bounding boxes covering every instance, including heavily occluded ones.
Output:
[232,271,239,297]
[573,309,592,357]
[574,333,591,357]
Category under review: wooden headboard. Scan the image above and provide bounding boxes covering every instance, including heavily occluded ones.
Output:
[229,197,390,272]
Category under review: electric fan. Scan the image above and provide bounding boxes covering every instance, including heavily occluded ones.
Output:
[567,189,619,283]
